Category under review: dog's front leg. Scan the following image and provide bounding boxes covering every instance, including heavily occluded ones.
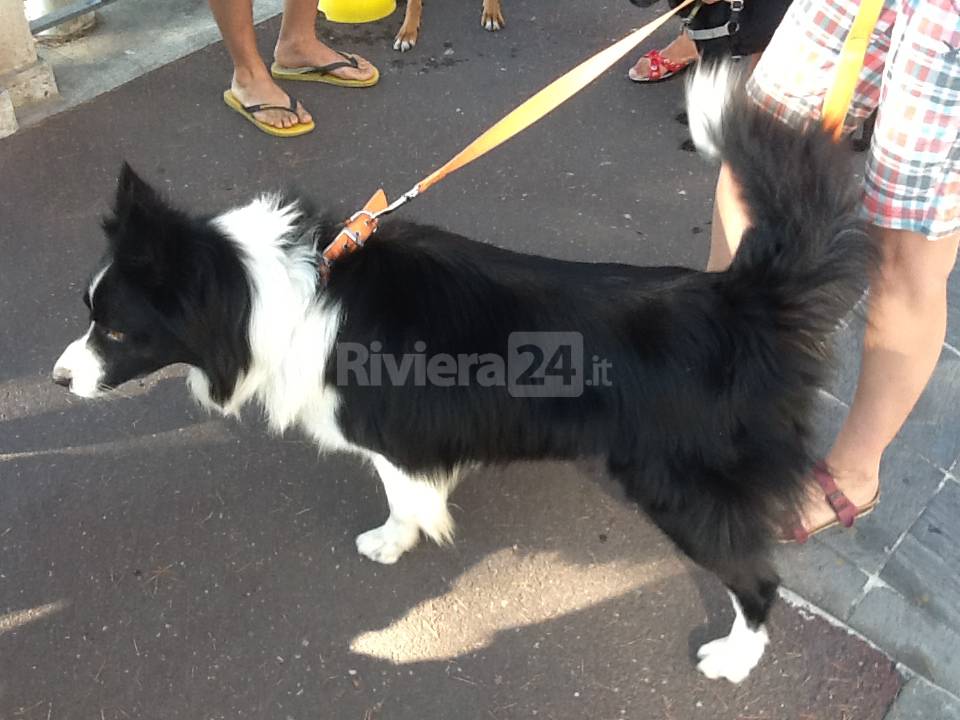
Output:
[394,0,422,52]
[355,455,456,564]
[481,0,504,31]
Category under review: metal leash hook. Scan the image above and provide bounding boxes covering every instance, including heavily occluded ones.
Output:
[318,184,423,283]
[319,188,388,283]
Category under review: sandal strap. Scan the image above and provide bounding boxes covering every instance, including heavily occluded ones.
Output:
[812,461,859,527]
[297,52,360,75]
[242,95,301,115]
[645,50,663,80]
[644,49,690,74]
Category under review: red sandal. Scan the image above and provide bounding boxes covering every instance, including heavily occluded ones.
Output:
[628,49,696,83]
[783,461,880,544]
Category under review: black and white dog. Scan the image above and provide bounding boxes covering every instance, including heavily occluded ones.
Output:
[52,63,875,683]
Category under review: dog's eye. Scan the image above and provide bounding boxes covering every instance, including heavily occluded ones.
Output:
[104,329,126,342]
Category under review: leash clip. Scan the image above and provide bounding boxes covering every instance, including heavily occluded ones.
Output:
[319,189,389,284]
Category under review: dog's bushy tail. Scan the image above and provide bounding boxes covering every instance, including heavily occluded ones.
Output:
[687,59,877,351]
[674,62,879,549]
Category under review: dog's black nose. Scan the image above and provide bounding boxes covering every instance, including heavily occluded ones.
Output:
[51,370,71,388]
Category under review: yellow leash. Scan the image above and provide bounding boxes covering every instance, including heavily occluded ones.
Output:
[321,0,883,281]
[821,0,885,141]
[320,0,698,280]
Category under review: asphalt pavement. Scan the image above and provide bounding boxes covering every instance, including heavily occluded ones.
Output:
[0,2,918,718]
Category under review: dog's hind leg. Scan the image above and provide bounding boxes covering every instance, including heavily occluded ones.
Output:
[610,462,777,682]
[661,523,776,682]
[355,455,456,564]
[694,557,777,683]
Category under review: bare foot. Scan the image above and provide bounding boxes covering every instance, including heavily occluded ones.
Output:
[628,32,698,81]
[794,465,879,535]
[231,69,312,130]
[274,38,377,82]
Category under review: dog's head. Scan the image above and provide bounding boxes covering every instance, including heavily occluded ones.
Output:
[52,164,252,403]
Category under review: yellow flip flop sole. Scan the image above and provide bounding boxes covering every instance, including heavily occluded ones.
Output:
[270,61,380,88]
[222,90,315,137]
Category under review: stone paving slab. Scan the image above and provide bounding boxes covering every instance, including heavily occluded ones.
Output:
[885,677,960,720]
[774,540,869,622]
[879,481,960,642]
[848,585,960,698]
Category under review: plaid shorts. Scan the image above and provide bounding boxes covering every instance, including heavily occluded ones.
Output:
[747,0,960,240]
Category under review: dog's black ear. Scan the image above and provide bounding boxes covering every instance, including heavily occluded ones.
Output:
[103,163,188,291]
[116,161,149,200]
[110,162,165,224]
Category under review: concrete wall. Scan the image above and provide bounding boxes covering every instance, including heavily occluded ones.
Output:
[0,0,58,138]
[0,0,39,72]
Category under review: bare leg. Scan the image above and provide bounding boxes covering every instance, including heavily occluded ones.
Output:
[706,163,752,271]
[208,0,312,129]
[803,228,958,528]
[355,456,457,565]
[274,0,376,81]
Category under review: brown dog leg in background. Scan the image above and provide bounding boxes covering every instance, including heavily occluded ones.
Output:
[394,0,422,51]
[482,0,505,31]
[394,0,505,52]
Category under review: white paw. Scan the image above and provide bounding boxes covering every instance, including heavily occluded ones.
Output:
[393,37,416,52]
[482,18,502,31]
[356,521,419,564]
[696,630,767,683]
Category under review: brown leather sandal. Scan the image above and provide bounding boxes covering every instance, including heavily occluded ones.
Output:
[783,461,880,544]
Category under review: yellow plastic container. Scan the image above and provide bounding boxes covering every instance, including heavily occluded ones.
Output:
[318,0,396,23]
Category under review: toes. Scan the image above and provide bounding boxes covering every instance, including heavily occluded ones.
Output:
[628,60,651,81]
[296,102,312,124]
[250,106,304,129]
[481,11,505,31]
[394,26,418,51]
